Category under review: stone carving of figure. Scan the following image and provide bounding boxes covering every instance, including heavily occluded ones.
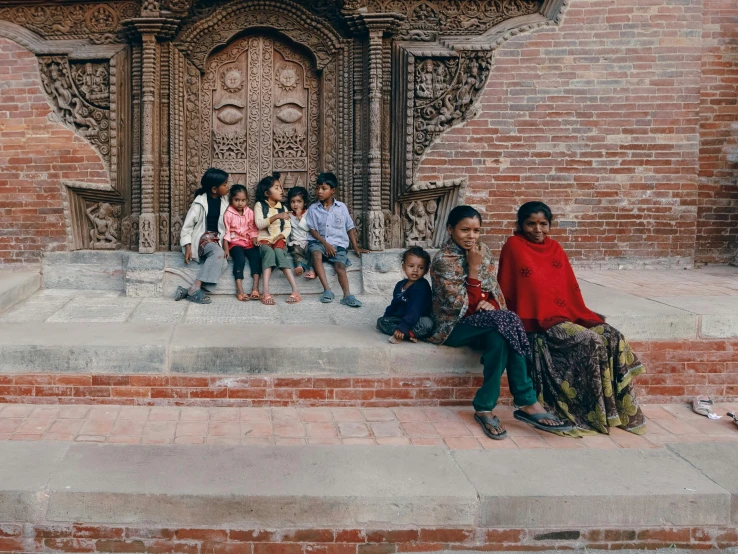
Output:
[404,200,436,246]
[43,60,97,133]
[416,60,435,99]
[86,202,120,249]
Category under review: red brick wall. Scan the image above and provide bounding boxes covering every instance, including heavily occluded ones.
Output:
[695,0,738,264]
[0,37,107,265]
[419,0,711,266]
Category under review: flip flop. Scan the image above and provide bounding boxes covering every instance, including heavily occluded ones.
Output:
[250,290,261,300]
[340,295,362,308]
[236,292,249,302]
[186,289,211,304]
[261,294,275,306]
[287,292,302,304]
[174,286,189,301]
[474,413,507,440]
[513,409,573,433]
[320,290,335,303]
[692,396,720,419]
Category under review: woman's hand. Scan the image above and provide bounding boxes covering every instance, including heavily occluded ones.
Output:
[393,329,405,341]
[476,300,496,312]
[184,244,192,265]
[467,242,482,268]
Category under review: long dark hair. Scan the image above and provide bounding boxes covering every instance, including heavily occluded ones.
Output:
[255,172,282,204]
[447,205,482,229]
[194,168,228,198]
[516,201,553,232]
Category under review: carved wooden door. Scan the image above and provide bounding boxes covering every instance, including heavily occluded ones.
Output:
[202,34,320,199]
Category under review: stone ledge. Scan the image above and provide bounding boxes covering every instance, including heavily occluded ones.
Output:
[0,442,733,529]
[0,271,39,314]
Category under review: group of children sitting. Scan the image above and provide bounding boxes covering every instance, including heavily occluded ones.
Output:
[175,168,367,308]
[175,167,433,343]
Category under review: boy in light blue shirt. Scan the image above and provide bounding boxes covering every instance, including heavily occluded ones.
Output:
[306,172,368,307]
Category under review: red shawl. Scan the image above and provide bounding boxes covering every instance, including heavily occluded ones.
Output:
[497,234,604,333]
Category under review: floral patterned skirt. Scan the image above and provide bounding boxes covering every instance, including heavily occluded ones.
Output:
[527,322,646,435]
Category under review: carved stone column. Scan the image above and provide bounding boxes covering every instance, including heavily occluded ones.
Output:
[346,13,403,251]
[125,16,177,253]
[366,27,384,251]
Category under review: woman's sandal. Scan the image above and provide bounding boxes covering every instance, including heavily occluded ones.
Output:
[474,413,507,440]
[287,292,302,304]
[174,286,189,301]
[261,294,275,306]
[513,409,573,433]
[186,289,211,304]
[236,292,249,302]
[692,396,719,419]
[250,290,261,300]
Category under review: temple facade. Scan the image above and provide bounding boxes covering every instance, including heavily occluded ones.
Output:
[0,0,736,266]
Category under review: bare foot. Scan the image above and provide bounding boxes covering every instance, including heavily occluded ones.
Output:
[236,292,249,302]
[518,402,557,427]
[294,266,304,276]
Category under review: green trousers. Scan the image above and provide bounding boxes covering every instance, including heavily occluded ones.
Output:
[445,323,537,412]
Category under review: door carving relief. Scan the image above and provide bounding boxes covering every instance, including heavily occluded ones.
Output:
[202,33,320,198]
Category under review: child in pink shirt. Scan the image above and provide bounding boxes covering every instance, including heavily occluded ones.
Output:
[223,184,261,301]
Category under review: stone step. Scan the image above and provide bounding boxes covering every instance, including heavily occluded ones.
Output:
[0,270,40,314]
[1,441,731,530]
[0,322,476,375]
[41,250,366,297]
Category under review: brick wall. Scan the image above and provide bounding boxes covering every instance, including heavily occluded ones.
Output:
[0,37,107,266]
[418,0,730,267]
[695,0,738,264]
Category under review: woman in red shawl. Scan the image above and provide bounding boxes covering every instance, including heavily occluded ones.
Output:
[498,202,646,435]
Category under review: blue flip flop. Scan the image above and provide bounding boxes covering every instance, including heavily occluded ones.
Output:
[320,290,335,303]
[513,409,573,433]
[340,295,362,308]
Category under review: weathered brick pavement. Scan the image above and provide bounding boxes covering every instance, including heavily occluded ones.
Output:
[2,402,737,450]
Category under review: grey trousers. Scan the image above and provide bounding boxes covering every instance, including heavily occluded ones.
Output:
[376,316,435,339]
[197,242,227,285]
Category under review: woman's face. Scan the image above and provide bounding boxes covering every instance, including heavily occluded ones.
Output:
[447,217,481,251]
[521,212,550,244]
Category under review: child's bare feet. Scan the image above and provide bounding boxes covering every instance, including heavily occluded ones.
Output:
[294,266,304,276]
[304,269,316,279]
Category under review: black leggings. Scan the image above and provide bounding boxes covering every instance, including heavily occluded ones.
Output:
[230,245,262,280]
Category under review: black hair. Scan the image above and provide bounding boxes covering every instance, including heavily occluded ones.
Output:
[287,186,308,204]
[229,184,248,201]
[317,172,339,189]
[516,201,553,232]
[254,172,282,203]
[446,205,482,229]
[402,246,431,270]
[194,167,229,198]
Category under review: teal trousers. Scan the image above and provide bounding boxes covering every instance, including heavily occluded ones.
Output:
[445,323,537,412]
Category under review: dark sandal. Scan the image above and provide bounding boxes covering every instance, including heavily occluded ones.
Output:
[174,286,189,301]
[186,289,212,304]
[474,413,507,440]
[513,409,573,433]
